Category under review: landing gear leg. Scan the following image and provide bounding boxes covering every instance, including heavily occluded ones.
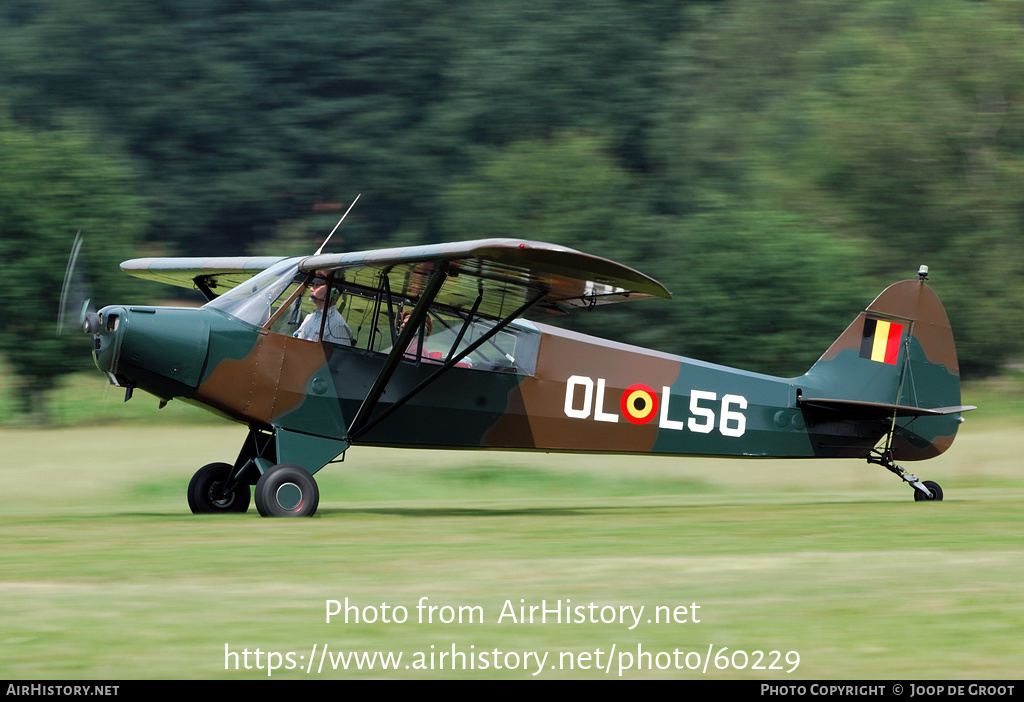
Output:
[867,449,943,502]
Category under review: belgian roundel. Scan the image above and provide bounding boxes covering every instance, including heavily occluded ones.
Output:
[620,384,659,425]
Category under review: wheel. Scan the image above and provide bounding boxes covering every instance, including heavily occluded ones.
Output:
[254,464,319,517]
[913,480,943,502]
[187,462,250,513]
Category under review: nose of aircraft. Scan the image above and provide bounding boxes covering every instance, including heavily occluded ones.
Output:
[92,305,211,400]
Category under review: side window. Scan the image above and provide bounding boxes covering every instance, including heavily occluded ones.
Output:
[424,314,539,375]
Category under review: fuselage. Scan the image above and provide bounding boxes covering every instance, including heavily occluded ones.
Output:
[91,301,892,462]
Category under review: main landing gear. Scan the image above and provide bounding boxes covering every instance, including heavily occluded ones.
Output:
[186,426,332,517]
[187,462,251,513]
[253,463,320,517]
[867,448,943,502]
[187,462,321,517]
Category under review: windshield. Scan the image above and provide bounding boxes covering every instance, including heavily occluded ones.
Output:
[203,258,304,327]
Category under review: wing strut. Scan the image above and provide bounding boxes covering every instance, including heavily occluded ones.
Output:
[345,264,450,440]
[346,287,546,443]
[445,289,484,363]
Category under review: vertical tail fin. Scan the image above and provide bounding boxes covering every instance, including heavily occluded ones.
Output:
[797,277,974,460]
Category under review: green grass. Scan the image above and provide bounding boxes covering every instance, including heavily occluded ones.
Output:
[0,366,215,428]
[959,370,1024,425]
[1,415,1023,679]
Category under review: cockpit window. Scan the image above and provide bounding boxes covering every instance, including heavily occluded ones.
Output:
[423,314,539,375]
[372,308,538,375]
[204,261,357,345]
[265,279,313,336]
[203,259,540,374]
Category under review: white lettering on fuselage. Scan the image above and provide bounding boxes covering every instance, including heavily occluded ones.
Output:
[564,376,747,437]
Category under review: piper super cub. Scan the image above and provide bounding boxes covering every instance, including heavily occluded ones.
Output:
[77,237,973,516]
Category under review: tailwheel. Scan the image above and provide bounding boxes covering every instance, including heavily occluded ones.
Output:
[254,463,319,517]
[187,462,251,514]
[867,448,944,502]
[913,480,943,502]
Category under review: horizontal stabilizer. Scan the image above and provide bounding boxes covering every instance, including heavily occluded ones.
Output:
[799,396,977,417]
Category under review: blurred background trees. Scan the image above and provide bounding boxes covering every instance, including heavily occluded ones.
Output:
[0,111,148,416]
[1,0,1022,409]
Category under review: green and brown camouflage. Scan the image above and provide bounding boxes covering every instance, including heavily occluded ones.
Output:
[88,239,973,516]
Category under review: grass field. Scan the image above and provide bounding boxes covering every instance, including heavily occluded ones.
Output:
[2,378,1022,680]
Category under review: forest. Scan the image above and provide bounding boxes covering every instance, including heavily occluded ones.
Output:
[3,0,1023,414]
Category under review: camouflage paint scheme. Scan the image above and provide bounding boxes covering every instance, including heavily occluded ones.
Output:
[90,239,971,515]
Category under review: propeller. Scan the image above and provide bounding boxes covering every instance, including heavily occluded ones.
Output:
[57,231,100,337]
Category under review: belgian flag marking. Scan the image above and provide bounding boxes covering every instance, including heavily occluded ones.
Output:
[621,384,659,425]
[860,318,903,365]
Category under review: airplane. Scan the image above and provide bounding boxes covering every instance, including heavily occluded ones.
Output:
[76,237,975,516]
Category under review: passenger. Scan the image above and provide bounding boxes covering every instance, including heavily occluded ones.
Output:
[394,310,471,367]
[399,310,433,360]
[295,285,354,345]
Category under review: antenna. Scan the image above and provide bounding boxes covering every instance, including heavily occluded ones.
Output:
[315,193,361,255]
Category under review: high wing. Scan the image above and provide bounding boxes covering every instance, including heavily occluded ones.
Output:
[301,238,671,320]
[120,256,287,300]
[119,239,671,315]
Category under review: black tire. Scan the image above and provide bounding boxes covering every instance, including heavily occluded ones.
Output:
[913,480,943,502]
[187,462,251,514]
[254,464,319,517]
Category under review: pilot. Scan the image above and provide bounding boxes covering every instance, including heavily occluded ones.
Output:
[295,284,355,345]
